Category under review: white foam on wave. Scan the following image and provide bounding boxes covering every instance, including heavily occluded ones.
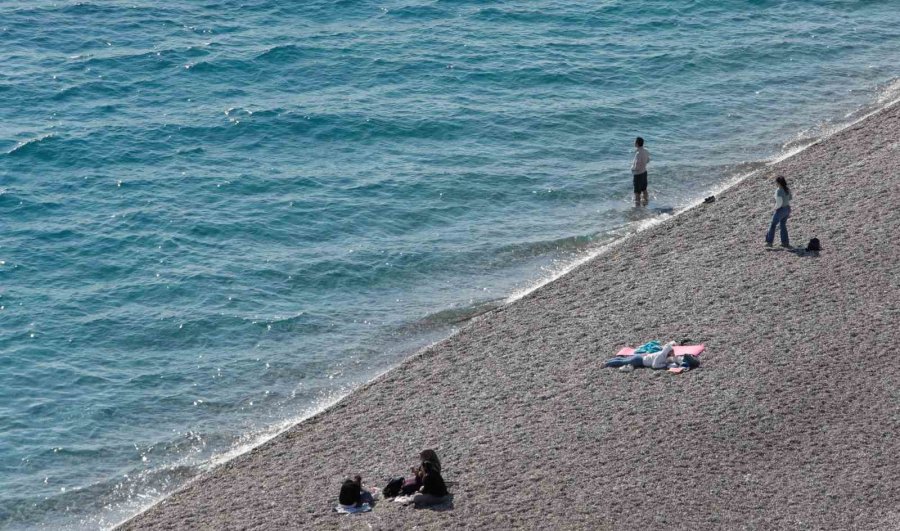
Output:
[106,387,356,530]
[876,77,900,105]
[503,212,672,304]
[771,76,900,165]
[5,133,55,155]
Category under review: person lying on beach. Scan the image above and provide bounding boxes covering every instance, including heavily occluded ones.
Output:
[603,341,700,371]
[338,475,375,509]
[604,341,676,369]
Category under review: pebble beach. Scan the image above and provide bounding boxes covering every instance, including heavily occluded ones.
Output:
[119,100,900,530]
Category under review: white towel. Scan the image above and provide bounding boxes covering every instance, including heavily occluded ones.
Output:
[334,503,372,514]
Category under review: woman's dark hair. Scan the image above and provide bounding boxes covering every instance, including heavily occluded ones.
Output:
[635,136,644,147]
[420,449,441,473]
[776,176,790,196]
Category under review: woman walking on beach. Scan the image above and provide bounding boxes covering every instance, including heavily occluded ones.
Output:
[765,176,792,247]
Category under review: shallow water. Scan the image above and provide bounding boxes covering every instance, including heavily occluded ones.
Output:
[1,1,899,528]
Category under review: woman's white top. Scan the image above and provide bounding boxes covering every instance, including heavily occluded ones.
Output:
[775,187,792,209]
[642,341,675,369]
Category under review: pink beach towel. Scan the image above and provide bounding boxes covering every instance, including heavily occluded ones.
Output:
[615,344,706,357]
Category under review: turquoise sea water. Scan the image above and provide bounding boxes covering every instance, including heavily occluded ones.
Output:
[1,1,899,528]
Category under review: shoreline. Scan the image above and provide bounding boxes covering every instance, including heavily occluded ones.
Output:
[119,98,900,530]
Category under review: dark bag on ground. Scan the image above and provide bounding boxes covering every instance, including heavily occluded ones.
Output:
[382,477,404,498]
[806,238,821,252]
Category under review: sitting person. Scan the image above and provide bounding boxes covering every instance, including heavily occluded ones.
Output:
[394,449,451,506]
[338,475,375,509]
[411,460,449,506]
[604,341,676,369]
[400,449,442,496]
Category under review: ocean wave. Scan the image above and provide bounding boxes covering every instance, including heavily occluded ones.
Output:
[385,3,450,20]
[182,58,240,73]
[51,80,124,102]
[80,388,357,529]
[413,299,502,328]
[59,2,134,16]
[876,77,900,105]
[259,312,332,333]
[77,47,184,72]
[457,67,586,88]
[253,44,318,62]
[473,6,557,23]
[5,134,56,156]
[1,1,144,20]
[175,146,205,155]
[493,233,601,260]
[157,109,475,144]
[0,462,197,530]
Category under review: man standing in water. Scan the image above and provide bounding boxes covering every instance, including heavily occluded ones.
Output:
[631,136,650,206]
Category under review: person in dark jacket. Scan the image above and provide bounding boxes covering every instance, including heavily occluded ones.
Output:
[338,475,374,508]
[410,460,450,506]
[400,449,442,495]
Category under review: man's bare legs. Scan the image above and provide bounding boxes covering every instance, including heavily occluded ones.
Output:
[640,190,649,206]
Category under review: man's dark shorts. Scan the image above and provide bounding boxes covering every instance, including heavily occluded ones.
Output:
[633,172,648,194]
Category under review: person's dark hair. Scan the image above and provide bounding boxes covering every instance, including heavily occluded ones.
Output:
[635,136,644,147]
[776,176,790,196]
[420,449,441,473]
[681,354,701,369]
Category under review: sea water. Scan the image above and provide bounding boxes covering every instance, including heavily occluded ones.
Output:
[1,1,899,528]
